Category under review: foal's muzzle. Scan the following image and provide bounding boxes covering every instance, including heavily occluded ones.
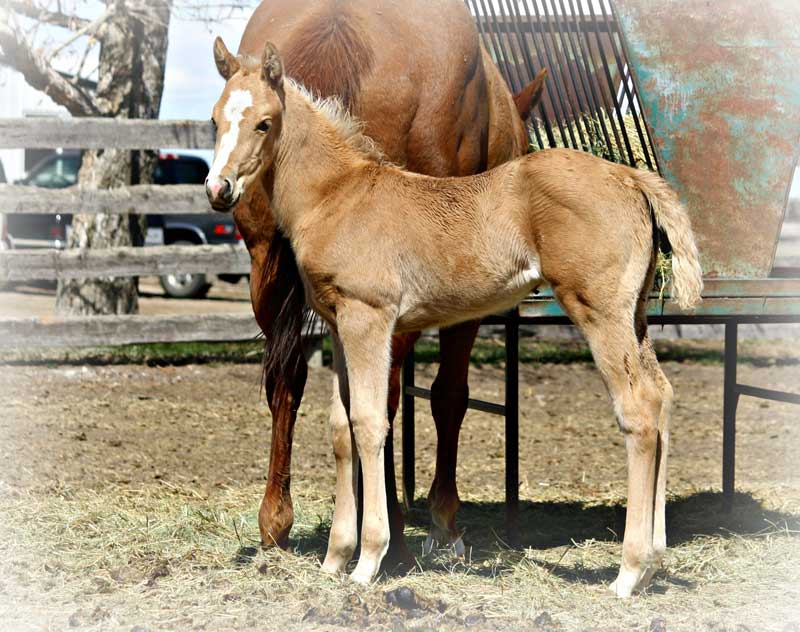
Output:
[206,175,238,211]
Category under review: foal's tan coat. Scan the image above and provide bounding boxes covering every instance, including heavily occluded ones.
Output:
[208,44,703,597]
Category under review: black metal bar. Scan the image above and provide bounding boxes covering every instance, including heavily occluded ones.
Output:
[602,0,655,170]
[402,347,416,509]
[472,0,522,94]
[547,0,599,149]
[564,0,616,160]
[722,322,739,510]
[466,0,500,79]
[585,0,635,165]
[505,315,520,544]
[540,0,590,148]
[404,386,506,417]
[478,14,617,36]
[526,0,580,148]
[513,1,572,147]
[736,384,800,406]
[498,0,546,149]
[481,0,526,94]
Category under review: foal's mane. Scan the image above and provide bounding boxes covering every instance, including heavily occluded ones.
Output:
[286,79,390,165]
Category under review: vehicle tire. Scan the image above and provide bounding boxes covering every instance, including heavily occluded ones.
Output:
[159,240,211,299]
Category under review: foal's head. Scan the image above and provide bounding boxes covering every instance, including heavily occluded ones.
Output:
[206,37,285,211]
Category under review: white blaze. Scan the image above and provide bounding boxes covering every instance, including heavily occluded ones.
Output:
[208,88,253,181]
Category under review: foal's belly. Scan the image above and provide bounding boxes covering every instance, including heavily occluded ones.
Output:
[395,260,543,333]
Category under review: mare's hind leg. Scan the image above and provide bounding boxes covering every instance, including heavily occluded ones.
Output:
[558,290,664,597]
[426,320,481,555]
[321,334,359,574]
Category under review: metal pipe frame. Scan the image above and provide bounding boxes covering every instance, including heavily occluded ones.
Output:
[401,313,799,538]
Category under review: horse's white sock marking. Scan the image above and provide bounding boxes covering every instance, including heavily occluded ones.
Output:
[209,88,253,182]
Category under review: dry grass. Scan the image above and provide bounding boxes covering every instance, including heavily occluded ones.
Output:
[1,480,799,631]
[531,112,653,168]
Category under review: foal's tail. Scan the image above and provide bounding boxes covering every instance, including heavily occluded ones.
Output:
[633,170,704,310]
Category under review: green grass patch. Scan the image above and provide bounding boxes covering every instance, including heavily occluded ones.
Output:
[0,340,265,367]
[3,336,797,368]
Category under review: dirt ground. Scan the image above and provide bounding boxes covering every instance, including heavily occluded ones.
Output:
[1,357,799,499]
[1,346,799,631]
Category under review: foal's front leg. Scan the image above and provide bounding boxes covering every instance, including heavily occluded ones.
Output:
[335,301,395,584]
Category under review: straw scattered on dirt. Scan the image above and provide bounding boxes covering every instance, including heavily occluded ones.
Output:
[1,341,799,631]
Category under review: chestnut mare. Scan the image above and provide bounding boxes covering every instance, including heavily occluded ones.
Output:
[208,40,703,595]
[230,0,546,564]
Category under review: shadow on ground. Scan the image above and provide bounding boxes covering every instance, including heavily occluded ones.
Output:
[293,490,799,583]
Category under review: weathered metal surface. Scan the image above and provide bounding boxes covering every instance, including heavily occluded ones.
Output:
[519,277,800,318]
[613,0,800,277]
[519,294,800,319]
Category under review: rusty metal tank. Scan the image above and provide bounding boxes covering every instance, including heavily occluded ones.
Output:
[613,0,800,277]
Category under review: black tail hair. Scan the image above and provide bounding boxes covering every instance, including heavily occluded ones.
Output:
[259,230,313,392]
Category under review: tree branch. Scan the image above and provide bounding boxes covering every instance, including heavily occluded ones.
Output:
[4,1,91,30]
[0,10,99,116]
[47,6,113,64]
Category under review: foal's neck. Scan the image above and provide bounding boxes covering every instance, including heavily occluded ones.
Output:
[268,83,371,236]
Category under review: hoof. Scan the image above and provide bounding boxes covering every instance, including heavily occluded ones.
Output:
[349,568,375,585]
[382,543,416,574]
[258,502,293,550]
[321,559,346,576]
[609,566,649,598]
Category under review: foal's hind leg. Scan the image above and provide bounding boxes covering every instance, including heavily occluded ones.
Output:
[558,291,663,597]
[639,334,673,585]
[426,319,481,555]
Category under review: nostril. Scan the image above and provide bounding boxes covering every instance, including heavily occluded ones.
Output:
[222,178,234,197]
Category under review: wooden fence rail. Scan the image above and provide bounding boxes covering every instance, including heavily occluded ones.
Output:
[0,184,212,215]
[0,118,215,150]
[0,313,261,349]
[0,116,265,349]
[0,244,250,281]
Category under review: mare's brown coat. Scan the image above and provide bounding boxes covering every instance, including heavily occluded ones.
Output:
[231,0,544,557]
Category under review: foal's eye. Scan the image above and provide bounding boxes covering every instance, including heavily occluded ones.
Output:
[256,119,271,133]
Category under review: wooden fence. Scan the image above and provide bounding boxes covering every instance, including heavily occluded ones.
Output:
[0,117,262,350]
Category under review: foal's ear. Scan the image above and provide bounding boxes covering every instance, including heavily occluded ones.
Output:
[214,36,240,80]
[262,41,284,91]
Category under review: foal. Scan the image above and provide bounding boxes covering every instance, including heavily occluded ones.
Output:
[207,42,704,597]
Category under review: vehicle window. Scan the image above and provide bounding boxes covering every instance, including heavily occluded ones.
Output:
[176,160,209,184]
[29,156,80,188]
[154,158,208,185]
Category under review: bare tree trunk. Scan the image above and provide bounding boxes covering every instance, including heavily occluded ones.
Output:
[56,0,172,316]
